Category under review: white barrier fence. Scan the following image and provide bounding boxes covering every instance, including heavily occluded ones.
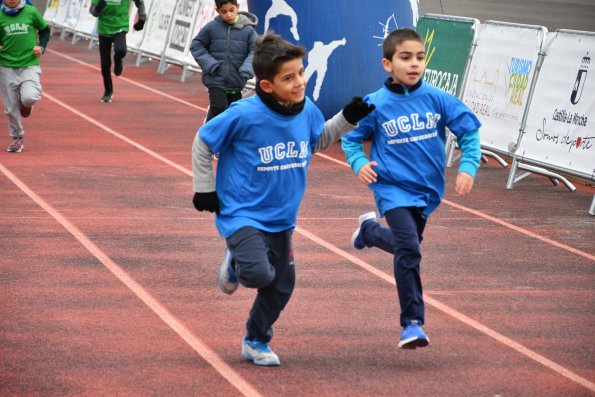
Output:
[43,5,595,214]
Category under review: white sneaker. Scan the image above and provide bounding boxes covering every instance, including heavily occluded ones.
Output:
[351,211,376,249]
[241,337,280,366]
[217,249,239,294]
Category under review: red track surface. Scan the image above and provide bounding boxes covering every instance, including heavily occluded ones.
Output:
[1,33,594,396]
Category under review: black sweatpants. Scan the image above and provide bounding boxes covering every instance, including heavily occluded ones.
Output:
[226,227,295,343]
[360,207,427,327]
[206,87,242,121]
[98,32,127,94]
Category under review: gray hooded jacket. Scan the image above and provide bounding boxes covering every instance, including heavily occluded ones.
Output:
[190,11,258,91]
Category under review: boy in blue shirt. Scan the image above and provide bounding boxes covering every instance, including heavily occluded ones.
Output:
[192,31,374,366]
[342,28,481,349]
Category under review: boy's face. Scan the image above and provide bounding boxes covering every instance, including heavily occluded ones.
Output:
[260,58,307,105]
[4,0,21,8]
[216,2,239,25]
[382,39,426,86]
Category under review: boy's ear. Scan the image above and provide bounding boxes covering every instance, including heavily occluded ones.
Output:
[259,79,274,94]
[381,58,392,73]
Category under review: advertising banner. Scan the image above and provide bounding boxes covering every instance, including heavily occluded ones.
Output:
[247,0,418,119]
[416,15,477,97]
[517,31,595,180]
[138,0,176,56]
[161,0,199,65]
[128,0,154,50]
[43,0,59,23]
[461,22,546,154]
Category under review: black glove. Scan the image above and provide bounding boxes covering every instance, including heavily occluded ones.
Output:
[193,192,220,214]
[133,19,145,31]
[90,0,107,17]
[342,96,375,124]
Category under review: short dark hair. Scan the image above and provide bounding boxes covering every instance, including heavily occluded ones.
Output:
[252,31,306,81]
[383,28,424,60]
[215,0,237,8]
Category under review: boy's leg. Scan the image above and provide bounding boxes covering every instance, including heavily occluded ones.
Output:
[206,87,228,121]
[98,34,113,98]
[384,207,427,327]
[227,227,295,343]
[226,91,242,106]
[0,66,25,140]
[112,32,127,76]
[359,215,396,253]
[18,65,42,117]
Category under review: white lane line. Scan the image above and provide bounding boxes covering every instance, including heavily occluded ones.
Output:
[296,226,595,393]
[0,162,263,397]
[41,54,595,391]
[46,49,208,112]
[314,154,594,261]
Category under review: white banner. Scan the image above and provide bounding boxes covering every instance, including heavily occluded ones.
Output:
[64,0,83,28]
[72,0,97,36]
[517,31,595,179]
[53,0,72,27]
[161,0,199,64]
[462,22,546,154]
[138,0,176,56]
[127,0,154,50]
[43,0,59,23]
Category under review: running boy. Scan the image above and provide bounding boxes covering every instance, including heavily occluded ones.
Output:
[342,28,481,349]
[0,0,50,153]
[90,0,146,103]
[192,32,374,366]
[190,0,257,122]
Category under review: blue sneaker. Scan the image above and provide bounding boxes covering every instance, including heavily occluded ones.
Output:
[241,337,280,366]
[398,323,430,349]
[217,249,238,295]
[351,211,377,249]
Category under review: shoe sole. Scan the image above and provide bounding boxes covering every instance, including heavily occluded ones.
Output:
[351,211,376,249]
[398,336,430,349]
[241,350,281,366]
[217,250,239,294]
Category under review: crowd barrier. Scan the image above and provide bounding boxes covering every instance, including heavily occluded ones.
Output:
[417,15,594,215]
[41,2,595,214]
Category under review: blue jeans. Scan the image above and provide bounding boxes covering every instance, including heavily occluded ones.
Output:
[361,207,427,327]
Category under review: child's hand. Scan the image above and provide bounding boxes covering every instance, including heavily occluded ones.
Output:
[33,46,43,57]
[357,161,378,184]
[342,97,375,124]
[455,172,474,196]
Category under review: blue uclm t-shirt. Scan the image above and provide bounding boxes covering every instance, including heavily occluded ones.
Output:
[199,94,325,238]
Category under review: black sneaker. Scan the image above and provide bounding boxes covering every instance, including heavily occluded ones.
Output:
[101,92,113,103]
[114,58,123,76]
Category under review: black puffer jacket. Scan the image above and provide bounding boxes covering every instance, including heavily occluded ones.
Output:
[190,11,258,91]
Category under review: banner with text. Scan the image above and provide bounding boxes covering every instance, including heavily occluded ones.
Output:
[516,30,595,180]
[138,0,176,56]
[461,22,546,154]
[416,15,477,97]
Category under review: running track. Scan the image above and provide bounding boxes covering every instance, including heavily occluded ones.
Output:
[1,33,594,396]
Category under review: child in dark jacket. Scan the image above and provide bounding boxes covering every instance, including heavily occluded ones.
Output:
[190,0,257,121]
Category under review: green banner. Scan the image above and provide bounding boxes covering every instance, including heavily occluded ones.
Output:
[416,17,476,97]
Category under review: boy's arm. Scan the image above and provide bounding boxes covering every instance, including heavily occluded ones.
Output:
[456,129,481,178]
[190,27,219,74]
[341,137,369,176]
[38,26,50,53]
[238,29,257,80]
[90,0,106,17]
[132,0,147,30]
[313,97,375,153]
[454,129,481,195]
[192,132,219,213]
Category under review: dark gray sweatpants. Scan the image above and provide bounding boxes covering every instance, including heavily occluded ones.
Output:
[226,226,295,343]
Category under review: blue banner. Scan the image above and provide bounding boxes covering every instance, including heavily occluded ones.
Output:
[247,0,418,118]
